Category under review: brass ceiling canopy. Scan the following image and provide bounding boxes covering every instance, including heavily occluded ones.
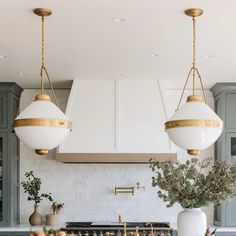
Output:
[184,8,204,17]
[33,8,52,17]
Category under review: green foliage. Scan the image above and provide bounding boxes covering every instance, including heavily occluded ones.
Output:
[43,226,56,234]
[21,171,53,206]
[150,158,236,209]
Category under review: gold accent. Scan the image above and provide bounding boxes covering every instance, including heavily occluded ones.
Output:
[187,149,200,155]
[115,187,135,195]
[36,149,48,155]
[187,95,203,102]
[146,223,154,236]
[34,7,60,108]
[185,8,204,17]
[123,222,127,236]
[55,153,177,163]
[33,8,52,17]
[165,119,223,130]
[13,118,72,129]
[175,8,206,111]
[135,226,139,236]
[35,93,51,101]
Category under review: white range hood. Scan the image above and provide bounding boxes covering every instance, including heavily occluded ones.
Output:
[56,80,177,163]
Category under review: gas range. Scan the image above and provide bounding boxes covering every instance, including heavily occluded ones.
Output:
[61,222,174,236]
[65,222,170,228]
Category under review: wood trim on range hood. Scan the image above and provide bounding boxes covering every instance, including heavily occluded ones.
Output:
[55,153,177,164]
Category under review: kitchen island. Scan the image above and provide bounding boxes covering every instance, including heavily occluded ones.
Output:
[1,224,236,236]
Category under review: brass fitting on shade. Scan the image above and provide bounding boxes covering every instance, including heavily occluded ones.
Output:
[13,118,72,130]
[35,93,51,101]
[187,149,200,156]
[165,119,223,130]
[187,95,203,102]
[36,149,49,155]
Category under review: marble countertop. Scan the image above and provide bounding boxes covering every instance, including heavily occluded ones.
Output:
[0,224,65,232]
[1,223,236,233]
[210,227,236,232]
[170,223,236,232]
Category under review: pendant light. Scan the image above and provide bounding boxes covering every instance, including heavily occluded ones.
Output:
[13,8,72,155]
[164,8,223,156]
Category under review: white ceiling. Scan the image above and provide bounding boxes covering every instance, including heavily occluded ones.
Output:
[0,0,236,89]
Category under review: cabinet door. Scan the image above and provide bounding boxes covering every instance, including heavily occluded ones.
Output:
[0,94,8,129]
[225,133,236,226]
[11,134,20,224]
[0,133,7,225]
[226,94,236,128]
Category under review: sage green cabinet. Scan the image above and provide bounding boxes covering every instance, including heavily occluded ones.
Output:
[0,83,23,226]
[0,94,8,129]
[0,232,29,236]
[211,83,236,226]
[215,232,236,236]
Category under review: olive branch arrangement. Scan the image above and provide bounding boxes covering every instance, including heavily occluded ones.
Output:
[150,158,236,208]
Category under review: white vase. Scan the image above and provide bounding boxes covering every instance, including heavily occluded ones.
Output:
[177,208,207,236]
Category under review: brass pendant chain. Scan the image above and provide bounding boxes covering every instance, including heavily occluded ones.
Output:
[40,15,60,108]
[176,13,206,111]
[191,16,206,103]
[40,16,45,94]
[192,16,196,96]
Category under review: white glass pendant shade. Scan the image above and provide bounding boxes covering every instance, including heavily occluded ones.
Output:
[14,98,71,155]
[165,98,223,155]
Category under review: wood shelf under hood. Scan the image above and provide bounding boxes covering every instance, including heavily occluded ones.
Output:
[55,153,177,164]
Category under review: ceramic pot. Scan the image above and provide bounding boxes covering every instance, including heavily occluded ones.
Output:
[177,208,207,236]
[46,214,58,226]
[29,205,42,226]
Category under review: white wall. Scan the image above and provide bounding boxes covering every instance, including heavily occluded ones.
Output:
[19,87,214,226]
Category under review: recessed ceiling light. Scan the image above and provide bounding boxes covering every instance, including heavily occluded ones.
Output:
[114,73,123,77]
[205,54,214,58]
[0,55,7,59]
[17,72,26,76]
[149,53,159,57]
[112,18,126,23]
